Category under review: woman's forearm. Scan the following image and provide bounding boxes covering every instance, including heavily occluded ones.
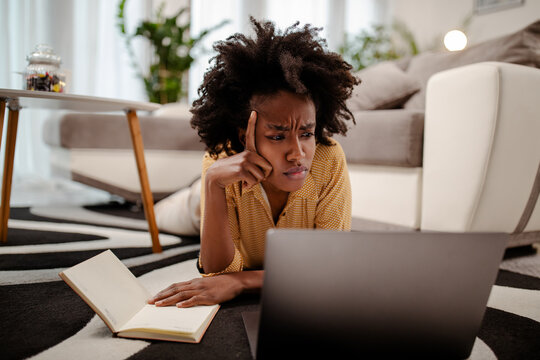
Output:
[200,175,236,273]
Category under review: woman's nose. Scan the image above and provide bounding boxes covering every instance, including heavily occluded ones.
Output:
[286,137,305,162]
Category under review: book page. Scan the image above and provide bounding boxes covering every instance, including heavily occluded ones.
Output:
[60,250,151,332]
[120,304,219,335]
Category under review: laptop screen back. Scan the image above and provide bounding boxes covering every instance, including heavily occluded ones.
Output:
[256,230,507,359]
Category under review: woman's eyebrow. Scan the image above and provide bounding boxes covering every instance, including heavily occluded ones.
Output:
[265,122,315,131]
[300,122,316,130]
[266,123,290,131]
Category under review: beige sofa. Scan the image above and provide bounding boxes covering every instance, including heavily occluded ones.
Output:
[43,21,540,246]
[43,106,204,202]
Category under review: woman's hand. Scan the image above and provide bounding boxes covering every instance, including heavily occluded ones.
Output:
[206,111,272,190]
[148,271,263,308]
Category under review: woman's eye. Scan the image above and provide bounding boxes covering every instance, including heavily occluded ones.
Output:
[267,134,285,141]
[301,132,314,138]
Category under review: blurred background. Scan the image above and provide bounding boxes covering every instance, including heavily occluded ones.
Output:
[0,0,538,192]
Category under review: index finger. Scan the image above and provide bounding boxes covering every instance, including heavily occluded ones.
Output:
[245,110,257,153]
[148,280,191,304]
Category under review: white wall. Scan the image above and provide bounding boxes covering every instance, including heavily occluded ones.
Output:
[389,0,540,51]
[156,0,190,16]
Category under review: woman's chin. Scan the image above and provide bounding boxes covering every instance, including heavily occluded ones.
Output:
[264,175,306,193]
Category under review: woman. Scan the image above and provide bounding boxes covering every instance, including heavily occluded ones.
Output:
[149,18,358,308]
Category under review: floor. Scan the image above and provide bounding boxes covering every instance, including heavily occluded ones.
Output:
[11,176,113,207]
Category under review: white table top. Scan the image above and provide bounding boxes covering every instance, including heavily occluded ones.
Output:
[0,88,161,113]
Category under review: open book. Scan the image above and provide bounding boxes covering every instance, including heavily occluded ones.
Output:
[59,250,219,343]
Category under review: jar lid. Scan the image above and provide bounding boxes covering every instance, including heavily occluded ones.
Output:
[26,44,61,65]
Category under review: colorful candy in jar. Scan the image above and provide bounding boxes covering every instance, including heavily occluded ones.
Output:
[25,45,66,92]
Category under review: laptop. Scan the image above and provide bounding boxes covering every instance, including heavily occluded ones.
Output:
[242,230,507,359]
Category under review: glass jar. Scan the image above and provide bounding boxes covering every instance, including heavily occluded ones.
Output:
[25,44,66,92]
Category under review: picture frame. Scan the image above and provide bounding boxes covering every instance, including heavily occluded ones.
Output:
[474,0,525,14]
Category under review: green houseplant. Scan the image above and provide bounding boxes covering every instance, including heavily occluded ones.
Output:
[339,21,419,71]
[117,0,227,104]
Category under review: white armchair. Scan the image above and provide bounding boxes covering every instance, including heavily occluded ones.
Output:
[349,62,540,247]
[421,62,540,245]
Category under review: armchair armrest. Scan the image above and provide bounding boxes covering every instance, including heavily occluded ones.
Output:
[421,62,540,234]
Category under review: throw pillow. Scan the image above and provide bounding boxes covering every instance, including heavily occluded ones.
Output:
[347,61,421,111]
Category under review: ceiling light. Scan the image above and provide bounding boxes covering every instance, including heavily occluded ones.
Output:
[444,30,468,51]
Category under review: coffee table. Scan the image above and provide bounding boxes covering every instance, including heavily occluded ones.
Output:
[0,88,163,252]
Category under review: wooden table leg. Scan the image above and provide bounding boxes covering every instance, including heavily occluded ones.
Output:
[125,109,162,253]
[0,101,20,243]
[0,99,5,242]
[0,99,6,148]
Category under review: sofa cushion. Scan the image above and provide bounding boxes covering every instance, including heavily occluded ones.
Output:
[43,112,204,151]
[347,62,421,111]
[404,20,540,109]
[335,109,424,167]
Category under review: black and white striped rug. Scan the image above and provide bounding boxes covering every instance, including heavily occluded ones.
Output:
[1,203,539,360]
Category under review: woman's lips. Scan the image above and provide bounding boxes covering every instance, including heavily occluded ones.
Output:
[283,166,308,179]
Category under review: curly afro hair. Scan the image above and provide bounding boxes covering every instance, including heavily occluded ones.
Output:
[190,17,359,158]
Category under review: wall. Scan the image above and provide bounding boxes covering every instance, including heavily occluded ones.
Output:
[155,0,190,19]
[389,0,540,51]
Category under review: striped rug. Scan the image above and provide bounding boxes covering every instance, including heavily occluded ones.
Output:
[1,203,539,359]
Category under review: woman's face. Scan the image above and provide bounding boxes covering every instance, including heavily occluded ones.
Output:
[246,90,317,194]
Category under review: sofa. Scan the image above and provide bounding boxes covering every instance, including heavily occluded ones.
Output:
[43,20,540,246]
